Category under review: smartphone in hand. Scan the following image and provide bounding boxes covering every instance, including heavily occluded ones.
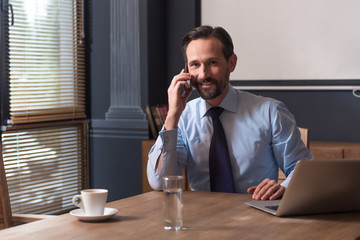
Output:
[184,62,196,90]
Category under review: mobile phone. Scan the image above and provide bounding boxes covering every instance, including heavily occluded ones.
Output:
[184,62,189,73]
[184,62,196,90]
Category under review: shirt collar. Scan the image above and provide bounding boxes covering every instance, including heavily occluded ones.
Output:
[200,84,237,118]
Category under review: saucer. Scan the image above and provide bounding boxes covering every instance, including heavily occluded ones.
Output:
[70,207,119,221]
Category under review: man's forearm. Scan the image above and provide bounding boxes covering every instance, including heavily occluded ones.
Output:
[147,129,178,190]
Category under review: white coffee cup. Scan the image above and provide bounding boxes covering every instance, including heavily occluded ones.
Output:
[72,189,108,216]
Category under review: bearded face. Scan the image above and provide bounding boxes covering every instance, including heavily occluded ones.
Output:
[193,69,230,100]
[186,37,236,105]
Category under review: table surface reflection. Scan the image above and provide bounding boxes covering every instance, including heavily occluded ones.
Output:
[0,191,360,240]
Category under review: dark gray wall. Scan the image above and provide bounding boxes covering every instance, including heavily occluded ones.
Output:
[248,90,360,142]
[88,0,360,200]
[89,0,110,119]
[147,0,200,106]
[147,0,167,106]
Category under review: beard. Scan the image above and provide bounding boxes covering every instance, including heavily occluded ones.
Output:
[194,72,230,100]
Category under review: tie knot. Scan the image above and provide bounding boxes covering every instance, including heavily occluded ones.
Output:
[208,107,224,119]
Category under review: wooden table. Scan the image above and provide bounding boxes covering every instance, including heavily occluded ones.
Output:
[1,191,360,240]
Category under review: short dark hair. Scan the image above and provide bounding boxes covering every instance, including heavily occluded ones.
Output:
[181,25,234,63]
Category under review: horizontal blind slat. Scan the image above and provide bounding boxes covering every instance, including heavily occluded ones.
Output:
[8,0,85,124]
[5,0,86,215]
[2,124,86,214]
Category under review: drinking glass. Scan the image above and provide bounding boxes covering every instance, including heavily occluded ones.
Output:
[163,176,183,231]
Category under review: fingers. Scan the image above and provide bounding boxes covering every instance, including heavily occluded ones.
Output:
[247,178,285,201]
[182,86,193,98]
[165,70,193,129]
[247,186,256,194]
[169,69,191,91]
[168,69,193,104]
[269,186,285,200]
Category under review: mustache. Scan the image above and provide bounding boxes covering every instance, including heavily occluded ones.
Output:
[196,77,218,84]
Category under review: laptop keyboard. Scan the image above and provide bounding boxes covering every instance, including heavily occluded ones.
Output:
[265,205,279,211]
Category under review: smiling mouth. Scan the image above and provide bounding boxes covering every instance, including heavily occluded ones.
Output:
[200,82,214,87]
[196,78,217,88]
[201,82,215,89]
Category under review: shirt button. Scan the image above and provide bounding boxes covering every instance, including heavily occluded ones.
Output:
[165,136,169,142]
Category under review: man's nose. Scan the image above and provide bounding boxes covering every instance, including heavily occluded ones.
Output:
[197,65,209,80]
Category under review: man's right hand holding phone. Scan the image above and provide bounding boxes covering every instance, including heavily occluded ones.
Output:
[164,69,193,131]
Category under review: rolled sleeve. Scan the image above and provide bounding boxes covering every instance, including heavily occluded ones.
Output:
[271,102,313,187]
[161,129,177,152]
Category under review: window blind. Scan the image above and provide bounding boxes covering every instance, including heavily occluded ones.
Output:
[8,0,85,124]
[1,123,87,214]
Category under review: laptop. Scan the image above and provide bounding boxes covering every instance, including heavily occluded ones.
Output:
[245,159,360,217]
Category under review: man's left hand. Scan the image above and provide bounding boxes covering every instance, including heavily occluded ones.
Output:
[247,178,285,200]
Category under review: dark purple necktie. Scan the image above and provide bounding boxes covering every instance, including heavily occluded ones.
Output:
[208,107,235,193]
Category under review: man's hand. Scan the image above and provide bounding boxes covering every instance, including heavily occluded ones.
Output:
[157,69,192,173]
[164,69,193,130]
[247,178,285,200]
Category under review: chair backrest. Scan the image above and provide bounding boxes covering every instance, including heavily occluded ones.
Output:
[298,127,309,148]
[0,147,13,229]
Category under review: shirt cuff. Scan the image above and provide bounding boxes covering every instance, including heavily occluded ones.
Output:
[280,170,293,188]
[159,128,177,152]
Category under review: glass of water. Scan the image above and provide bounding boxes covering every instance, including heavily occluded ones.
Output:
[163,176,183,231]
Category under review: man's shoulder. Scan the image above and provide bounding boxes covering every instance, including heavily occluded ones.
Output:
[236,89,282,107]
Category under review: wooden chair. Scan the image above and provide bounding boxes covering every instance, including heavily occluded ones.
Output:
[278,127,309,183]
[298,127,310,148]
[0,154,12,229]
[0,148,57,229]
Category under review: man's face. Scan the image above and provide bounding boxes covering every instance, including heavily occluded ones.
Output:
[186,37,236,103]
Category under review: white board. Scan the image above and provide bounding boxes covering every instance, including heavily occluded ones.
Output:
[201,0,360,81]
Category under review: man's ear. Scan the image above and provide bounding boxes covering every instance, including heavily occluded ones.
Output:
[228,54,237,73]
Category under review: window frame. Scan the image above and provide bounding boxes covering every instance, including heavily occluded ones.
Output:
[0,0,89,215]
[0,0,10,126]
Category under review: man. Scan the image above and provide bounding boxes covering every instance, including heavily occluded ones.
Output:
[147,26,313,200]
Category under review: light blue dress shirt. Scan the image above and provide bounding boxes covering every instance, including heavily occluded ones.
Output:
[147,85,313,193]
